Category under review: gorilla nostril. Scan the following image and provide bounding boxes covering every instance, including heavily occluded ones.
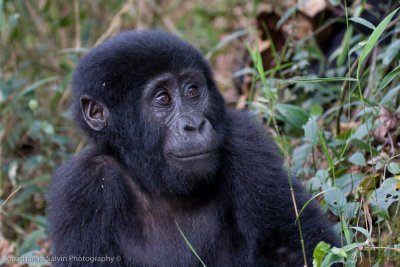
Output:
[183,125,196,132]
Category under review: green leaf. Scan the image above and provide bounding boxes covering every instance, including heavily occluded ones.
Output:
[357,8,399,79]
[17,229,44,255]
[313,241,331,267]
[380,84,400,106]
[349,227,372,241]
[310,103,323,118]
[291,143,312,177]
[348,152,366,166]
[377,64,400,93]
[324,187,347,216]
[349,17,376,30]
[303,118,319,145]
[387,162,400,174]
[321,253,345,267]
[342,242,367,252]
[331,247,347,258]
[369,178,400,209]
[329,0,340,5]
[276,103,309,130]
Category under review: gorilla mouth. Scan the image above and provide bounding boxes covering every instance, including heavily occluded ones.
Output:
[169,150,215,160]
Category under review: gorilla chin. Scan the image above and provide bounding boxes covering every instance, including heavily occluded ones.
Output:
[166,149,220,177]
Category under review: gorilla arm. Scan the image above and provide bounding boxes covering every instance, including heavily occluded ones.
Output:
[48,150,129,267]
[223,110,340,266]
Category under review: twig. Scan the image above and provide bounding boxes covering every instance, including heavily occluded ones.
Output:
[1,186,22,209]
[335,59,358,135]
[95,0,135,45]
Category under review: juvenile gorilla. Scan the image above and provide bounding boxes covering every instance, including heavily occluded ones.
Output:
[48,30,339,266]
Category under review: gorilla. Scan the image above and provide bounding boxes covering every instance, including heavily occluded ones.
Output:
[48,30,340,267]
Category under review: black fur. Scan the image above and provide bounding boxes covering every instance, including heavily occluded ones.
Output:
[48,30,339,267]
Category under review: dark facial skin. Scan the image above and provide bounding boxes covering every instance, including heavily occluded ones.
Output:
[141,70,219,175]
[81,70,219,178]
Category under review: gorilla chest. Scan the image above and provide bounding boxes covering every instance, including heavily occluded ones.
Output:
[121,196,238,266]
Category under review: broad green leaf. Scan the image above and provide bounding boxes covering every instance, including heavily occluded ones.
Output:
[387,162,400,174]
[313,241,331,267]
[350,139,379,156]
[324,187,347,216]
[331,247,347,258]
[303,118,319,145]
[310,103,323,118]
[276,103,309,130]
[357,8,399,79]
[348,152,366,166]
[336,172,365,195]
[321,252,345,267]
[349,17,376,30]
[369,178,400,209]
[291,143,312,177]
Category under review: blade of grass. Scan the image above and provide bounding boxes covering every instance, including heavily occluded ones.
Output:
[296,188,336,222]
[176,222,207,267]
[278,77,358,83]
[376,64,400,93]
[16,76,58,100]
[356,8,399,79]
[349,17,376,30]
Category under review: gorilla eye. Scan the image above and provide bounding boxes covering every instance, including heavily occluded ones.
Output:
[155,92,172,105]
[185,86,199,98]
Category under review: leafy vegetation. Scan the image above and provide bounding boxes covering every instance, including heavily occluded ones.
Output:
[1,0,399,266]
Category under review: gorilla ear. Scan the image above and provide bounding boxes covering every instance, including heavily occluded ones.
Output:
[80,95,109,131]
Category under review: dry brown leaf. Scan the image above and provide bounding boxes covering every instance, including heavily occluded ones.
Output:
[298,0,327,18]
[373,108,400,143]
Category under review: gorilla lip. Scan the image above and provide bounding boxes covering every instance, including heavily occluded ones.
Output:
[169,150,215,160]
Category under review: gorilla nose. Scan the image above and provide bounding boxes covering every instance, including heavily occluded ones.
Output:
[178,114,207,135]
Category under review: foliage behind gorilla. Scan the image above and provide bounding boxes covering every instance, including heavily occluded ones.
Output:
[48,30,340,267]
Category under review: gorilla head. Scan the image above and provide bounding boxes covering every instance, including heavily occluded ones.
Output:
[71,31,227,195]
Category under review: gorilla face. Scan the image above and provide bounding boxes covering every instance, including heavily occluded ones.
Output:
[141,70,220,177]
[73,31,227,195]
